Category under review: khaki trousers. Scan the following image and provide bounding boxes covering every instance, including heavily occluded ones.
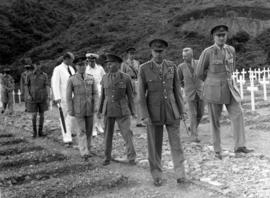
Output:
[104,115,136,161]
[208,95,246,152]
[75,116,93,156]
[147,122,185,180]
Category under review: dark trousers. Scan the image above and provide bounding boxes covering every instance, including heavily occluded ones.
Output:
[147,123,185,180]
[104,115,136,161]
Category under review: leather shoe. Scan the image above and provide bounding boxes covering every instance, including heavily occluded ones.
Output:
[177,177,186,184]
[103,159,110,166]
[235,147,254,154]
[129,159,136,165]
[215,152,222,160]
[153,178,162,187]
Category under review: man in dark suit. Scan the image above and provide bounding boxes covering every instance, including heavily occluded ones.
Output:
[98,54,136,166]
[138,39,186,186]
[178,48,204,143]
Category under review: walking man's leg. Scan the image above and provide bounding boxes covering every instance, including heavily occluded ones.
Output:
[103,117,115,165]
[147,123,163,185]
[208,103,223,158]
[116,116,136,163]
[166,123,185,183]
[75,117,90,159]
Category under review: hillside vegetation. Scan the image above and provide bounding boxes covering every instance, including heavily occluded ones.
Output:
[1,0,270,81]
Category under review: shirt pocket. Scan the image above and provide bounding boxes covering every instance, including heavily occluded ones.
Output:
[147,79,160,91]
[210,59,226,73]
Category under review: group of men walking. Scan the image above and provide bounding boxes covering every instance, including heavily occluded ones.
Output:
[0,24,254,187]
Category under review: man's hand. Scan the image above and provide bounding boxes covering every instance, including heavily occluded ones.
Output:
[143,117,151,125]
[180,113,188,121]
[97,112,102,119]
[54,99,61,104]
[27,95,32,101]
[132,114,137,120]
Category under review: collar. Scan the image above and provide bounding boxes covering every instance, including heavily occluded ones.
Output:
[152,59,164,68]
[214,43,228,50]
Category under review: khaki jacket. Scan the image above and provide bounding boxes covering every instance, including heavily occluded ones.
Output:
[177,60,203,101]
[196,44,241,104]
[138,59,185,125]
[66,73,99,117]
[98,71,135,117]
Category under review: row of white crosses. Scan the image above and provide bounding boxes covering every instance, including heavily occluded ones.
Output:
[233,68,270,111]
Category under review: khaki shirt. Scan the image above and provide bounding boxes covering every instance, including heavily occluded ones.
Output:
[26,70,49,103]
[1,74,15,92]
[196,44,241,104]
[98,71,135,117]
[66,73,99,117]
[138,59,185,125]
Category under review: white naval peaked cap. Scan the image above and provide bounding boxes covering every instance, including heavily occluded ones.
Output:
[85,53,99,58]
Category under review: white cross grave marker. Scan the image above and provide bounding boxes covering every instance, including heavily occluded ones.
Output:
[257,68,261,82]
[247,73,258,111]
[241,68,246,79]
[12,90,15,104]
[267,68,270,79]
[237,75,246,99]
[234,69,239,81]
[248,68,254,81]
[259,75,269,101]
[18,89,21,104]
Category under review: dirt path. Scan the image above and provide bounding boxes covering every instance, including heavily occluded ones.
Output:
[1,83,270,198]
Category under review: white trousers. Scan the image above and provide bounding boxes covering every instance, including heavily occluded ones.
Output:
[59,102,77,143]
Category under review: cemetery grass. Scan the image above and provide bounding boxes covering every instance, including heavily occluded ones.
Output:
[1,100,270,197]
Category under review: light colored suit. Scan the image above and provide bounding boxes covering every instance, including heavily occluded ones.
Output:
[51,62,77,143]
[196,44,246,152]
[178,59,204,138]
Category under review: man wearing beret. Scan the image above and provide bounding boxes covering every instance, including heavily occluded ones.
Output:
[196,25,253,160]
[121,47,145,127]
[25,61,49,138]
[51,52,78,147]
[66,57,99,161]
[85,53,106,136]
[1,68,15,114]
[178,47,204,143]
[98,54,137,166]
[138,39,186,186]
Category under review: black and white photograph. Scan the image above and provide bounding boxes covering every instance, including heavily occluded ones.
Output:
[0,0,270,197]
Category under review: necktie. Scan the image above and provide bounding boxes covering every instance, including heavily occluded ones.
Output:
[67,66,72,76]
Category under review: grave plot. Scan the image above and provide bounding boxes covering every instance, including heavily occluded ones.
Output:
[0,115,129,198]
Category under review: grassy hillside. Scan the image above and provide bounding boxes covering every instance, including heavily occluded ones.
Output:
[1,0,270,81]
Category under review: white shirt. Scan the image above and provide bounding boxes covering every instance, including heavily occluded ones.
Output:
[85,63,105,95]
[51,62,75,103]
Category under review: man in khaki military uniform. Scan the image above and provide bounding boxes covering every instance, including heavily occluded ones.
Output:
[25,61,49,138]
[138,39,186,186]
[98,54,136,166]
[20,63,34,111]
[121,47,145,127]
[178,48,204,142]
[196,25,253,159]
[67,57,99,161]
[1,68,15,114]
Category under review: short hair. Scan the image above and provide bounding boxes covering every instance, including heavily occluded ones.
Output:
[182,48,193,56]
[63,52,74,60]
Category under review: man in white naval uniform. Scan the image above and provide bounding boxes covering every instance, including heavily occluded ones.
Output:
[51,52,77,146]
[85,52,106,136]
